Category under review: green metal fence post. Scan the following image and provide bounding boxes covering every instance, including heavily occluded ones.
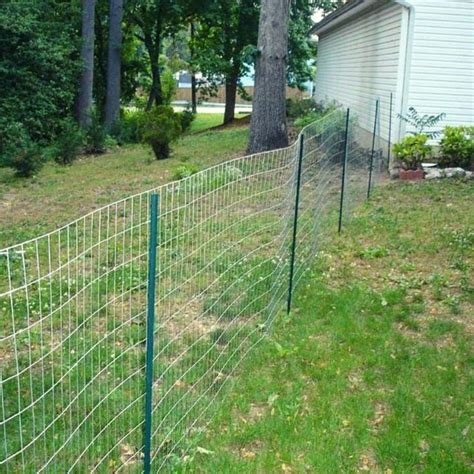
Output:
[143,193,159,474]
[367,99,380,200]
[286,133,305,315]
[387,92,393,170]
[338,108,350,235]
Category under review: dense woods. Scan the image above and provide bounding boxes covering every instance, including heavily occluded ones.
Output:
[0,0,344,176]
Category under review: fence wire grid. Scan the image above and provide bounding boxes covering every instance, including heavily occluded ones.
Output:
[0,107,387,472]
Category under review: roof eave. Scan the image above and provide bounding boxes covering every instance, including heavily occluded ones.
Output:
[310,0,382,36]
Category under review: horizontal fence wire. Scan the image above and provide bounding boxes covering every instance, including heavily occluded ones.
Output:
[0,108,387,472]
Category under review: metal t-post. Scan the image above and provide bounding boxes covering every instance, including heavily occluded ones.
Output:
[367,99,380,200]
[338,108,350,234]
[143,193,159,474]
[287,134,305,315]
[387,92,393,170]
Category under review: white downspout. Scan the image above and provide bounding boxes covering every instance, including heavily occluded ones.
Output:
[392,0,416,141]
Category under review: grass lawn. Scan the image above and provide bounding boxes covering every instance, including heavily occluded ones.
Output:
[185,180,473,473]
[0,113,249,249]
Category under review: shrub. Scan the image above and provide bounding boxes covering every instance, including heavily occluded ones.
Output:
[393,134,431,170]
[139,106,182,160]
[161,68,177,105]
[172,163,200,180]
[439,126,474,169]
[54,119,84,165]
[117,109,143,144]
[294,111,326,129]
[287,98,323,119]
[0,123,43,177]
[84,110,107,155]
[179,109,196,132]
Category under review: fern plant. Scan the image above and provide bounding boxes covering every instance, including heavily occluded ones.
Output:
[398,107,446,139]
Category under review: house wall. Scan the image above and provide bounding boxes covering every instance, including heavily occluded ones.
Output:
[314,1,404,143]
[406,0,474,137]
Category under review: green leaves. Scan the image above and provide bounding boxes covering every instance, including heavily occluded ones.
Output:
[393,134,432,171]
[0,1,80,162]
[398,107,446,139]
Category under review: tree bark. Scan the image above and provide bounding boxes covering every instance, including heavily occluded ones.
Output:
[190,22,197,114]
[223,67,239,125]
[105,0,124,130]
[76,0,97,127]
[145,34,163,111]
[248,0,290,154]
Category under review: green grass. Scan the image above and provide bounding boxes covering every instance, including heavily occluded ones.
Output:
[189,113,249,133]
[1,120,472,473]
[189,113,222,133]
[0,113,249,248]
[177,180,473,473]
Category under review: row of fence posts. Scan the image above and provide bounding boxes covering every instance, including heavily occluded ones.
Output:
[140,94,393,470]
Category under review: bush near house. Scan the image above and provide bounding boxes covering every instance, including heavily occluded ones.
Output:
[393,135,431,171]
[439,126,474,169]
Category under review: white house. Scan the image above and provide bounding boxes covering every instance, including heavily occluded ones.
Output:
[311,0,474,144]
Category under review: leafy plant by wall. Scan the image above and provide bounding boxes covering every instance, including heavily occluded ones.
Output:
[398,107,446,139]
[393,135,432,170]
[439,126,474,169]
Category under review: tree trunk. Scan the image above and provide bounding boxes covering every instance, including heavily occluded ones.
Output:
[248,0,290,154]
[190,22,197,114]
[223,68,239,125]
[105,0,124,130]
[76,0,97,127]
[145,36,163,111]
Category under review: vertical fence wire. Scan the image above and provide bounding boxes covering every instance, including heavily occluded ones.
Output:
[0,107,387,472]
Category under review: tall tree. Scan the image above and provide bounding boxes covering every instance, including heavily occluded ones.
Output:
[129,0,185,110]
[192,0,259,125]
[189,22,198,114]
[76,0,97,127]
[248,0,291,153]
[105,0,124,129]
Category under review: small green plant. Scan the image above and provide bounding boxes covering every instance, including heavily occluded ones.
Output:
[84,109,107,155]
[0,123,44,177]
[294,111,326,129]
[161,68,177,105]
[179,109,196,132]
[139,105,183,160]
[393,134,431,170]
[119,109,143,144]
[439,126,474,169]
[444,295,461,315]
[287,98,323,119]
[54,119,84,165]
[172,163,200,180]
[398,107,446,139]
[358,246,389,259]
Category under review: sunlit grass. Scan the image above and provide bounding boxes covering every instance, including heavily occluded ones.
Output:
[0,114,249,248]
[181,180,474,473]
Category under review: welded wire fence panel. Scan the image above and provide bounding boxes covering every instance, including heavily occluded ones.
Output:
[0,193,152,472]
[0,108,387,472]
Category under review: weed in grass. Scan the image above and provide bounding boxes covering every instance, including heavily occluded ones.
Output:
[428,273,448,300]
[358,246,389,259]
[427,319,461,339]
[173,163,200,180]
[443,295,462,315]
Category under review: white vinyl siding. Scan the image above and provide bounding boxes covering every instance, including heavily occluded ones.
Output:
[314,1,404,141]
[406,0,474,136]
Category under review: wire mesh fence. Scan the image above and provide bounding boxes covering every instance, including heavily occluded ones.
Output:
[0,106,387,472]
